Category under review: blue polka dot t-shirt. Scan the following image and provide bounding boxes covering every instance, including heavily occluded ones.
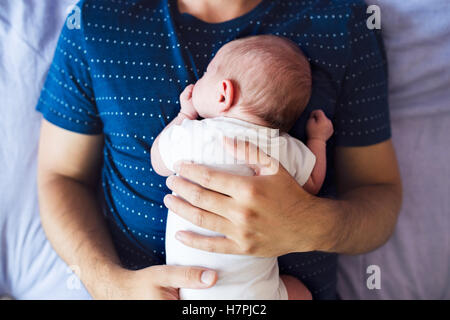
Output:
[36,0,391,299]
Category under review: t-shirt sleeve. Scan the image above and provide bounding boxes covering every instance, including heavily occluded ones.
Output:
[280,135,316,187]
[158,119,202,172]
[334,3,391,146]
[291,139,316,187]
[35,4,102,135]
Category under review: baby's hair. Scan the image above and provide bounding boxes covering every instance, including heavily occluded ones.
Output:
[216,35,312,132]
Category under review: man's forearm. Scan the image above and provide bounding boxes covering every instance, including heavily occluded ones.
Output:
[38,174,122,298]
[322,182,402,255]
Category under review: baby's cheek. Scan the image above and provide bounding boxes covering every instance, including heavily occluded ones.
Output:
[193,87,205,106]
[195,102,207,118]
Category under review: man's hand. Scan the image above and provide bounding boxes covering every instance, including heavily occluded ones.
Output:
[306,110,333,142]
[179,84,198,120]
[163,137,402,256]
[97,264,217,300]
[163,138,339,257]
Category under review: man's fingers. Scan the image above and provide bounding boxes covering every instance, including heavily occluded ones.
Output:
[164,194,233,235]
[173,162,247,198]
[223,137,279,176]
[175,231,241,255]
[166,175,234,217]
[152,265,217,289]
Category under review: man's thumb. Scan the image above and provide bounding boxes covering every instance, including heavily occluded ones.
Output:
[153,265,217,289]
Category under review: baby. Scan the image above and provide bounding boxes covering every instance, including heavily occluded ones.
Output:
[151,35,333,300]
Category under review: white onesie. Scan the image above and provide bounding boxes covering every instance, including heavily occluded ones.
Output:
[158,116,316,300]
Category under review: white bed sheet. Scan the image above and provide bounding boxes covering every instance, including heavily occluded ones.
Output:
[337,0,450,299]
[0,0,449,300]
[0,0,90,299]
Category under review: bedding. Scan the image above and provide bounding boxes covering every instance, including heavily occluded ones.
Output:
[0,0,448,299]
[337,0,450,299]
[0,0,90,299]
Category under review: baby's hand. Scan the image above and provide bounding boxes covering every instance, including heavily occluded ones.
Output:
[179,84,198,120]
[306,110,334,141]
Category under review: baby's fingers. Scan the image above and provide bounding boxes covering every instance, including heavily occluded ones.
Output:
[310,109,326,119]
[180,84,194,100]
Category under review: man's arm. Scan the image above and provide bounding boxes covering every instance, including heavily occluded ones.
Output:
[38,120,219,299]
[37,120,122,298]
[330,139,403,254]
[159,137,402,257]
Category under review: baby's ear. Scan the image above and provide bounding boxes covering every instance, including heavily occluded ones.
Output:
[218,79,234,112]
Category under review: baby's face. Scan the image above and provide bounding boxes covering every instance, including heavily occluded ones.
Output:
[191,52,225,118]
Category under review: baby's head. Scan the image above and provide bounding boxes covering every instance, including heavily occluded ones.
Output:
[191,35,312,132]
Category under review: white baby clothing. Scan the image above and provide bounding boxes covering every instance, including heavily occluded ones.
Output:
[159,116,316,299]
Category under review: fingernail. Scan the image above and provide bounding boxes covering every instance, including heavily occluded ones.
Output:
[201,271,216,285]
[166,175,174,188]
[173,162,181,173]
[163,195,172,206]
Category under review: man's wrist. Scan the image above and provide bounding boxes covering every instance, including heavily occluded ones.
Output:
[82,258,125,299]
[312,197,348,253]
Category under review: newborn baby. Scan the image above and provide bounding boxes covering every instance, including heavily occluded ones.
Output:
[151,35,333,299]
